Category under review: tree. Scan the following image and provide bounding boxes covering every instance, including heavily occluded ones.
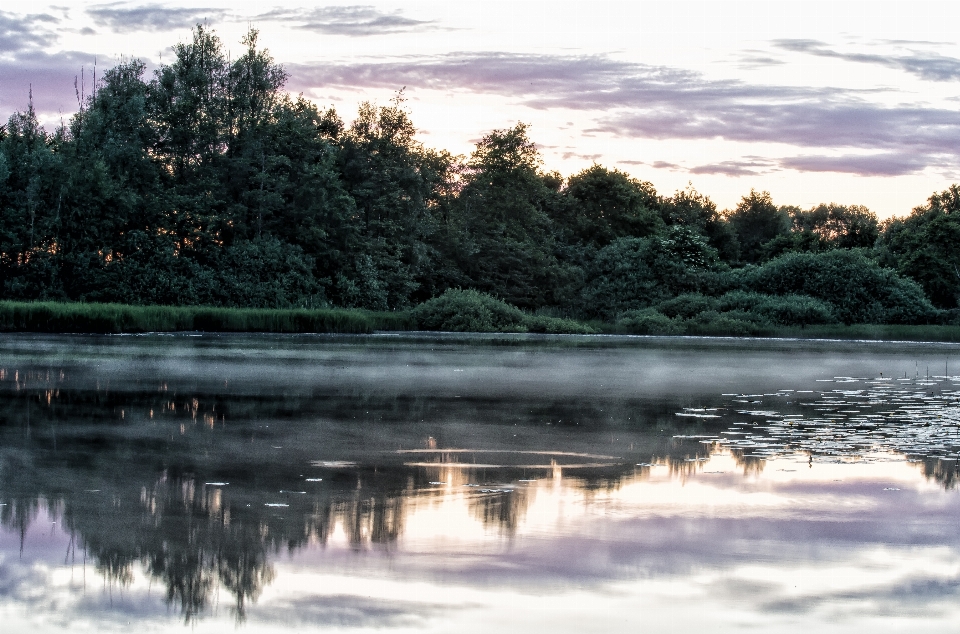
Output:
[449,123,572,308]
[661,184,739,262]
[559,165,662,247]
[877,185,960,309]
[724,189,791,263]
[0,98,64,299]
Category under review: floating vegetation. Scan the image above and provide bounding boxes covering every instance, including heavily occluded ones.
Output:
[676,375,960,467]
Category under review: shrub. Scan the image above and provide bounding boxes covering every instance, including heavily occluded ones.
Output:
[717,291,837,326]
[684,310,764,336]
[580,228,722,320]
[732,250,939,324]
[656,294,719,319]
[616,308,684,335]
[412,289,525,332]
[412,289,594,334]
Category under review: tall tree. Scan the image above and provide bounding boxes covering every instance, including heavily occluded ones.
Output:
[724,189,791,264]
[450,123,571,308]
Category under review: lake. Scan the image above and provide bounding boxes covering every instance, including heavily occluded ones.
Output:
[1,333,959,632]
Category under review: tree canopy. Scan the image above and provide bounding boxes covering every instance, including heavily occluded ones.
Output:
[0,26,954,326]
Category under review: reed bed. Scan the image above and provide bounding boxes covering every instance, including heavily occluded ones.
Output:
[0,301,413,334]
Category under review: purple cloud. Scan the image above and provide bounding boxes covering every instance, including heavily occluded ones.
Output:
[779,153,929,177]
[689,160,770,177]
[257,6,437,36]
[288,50,960,176]
[86,4,227,32]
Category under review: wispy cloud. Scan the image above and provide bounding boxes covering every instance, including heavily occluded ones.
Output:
[689,160,772,177]
[257,6,437,36]
[774,39,960,82]
[778,153,929,177]
[86,3,227,32]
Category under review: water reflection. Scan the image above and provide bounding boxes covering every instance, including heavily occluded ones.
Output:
[1,334,960,631]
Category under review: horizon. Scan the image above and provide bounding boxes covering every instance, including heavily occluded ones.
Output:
[3,1,960,218]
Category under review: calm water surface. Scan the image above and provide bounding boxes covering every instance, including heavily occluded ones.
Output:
[1,333,960,632]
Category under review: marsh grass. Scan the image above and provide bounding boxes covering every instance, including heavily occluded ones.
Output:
[0,301,413,334]
[3,299,960,341]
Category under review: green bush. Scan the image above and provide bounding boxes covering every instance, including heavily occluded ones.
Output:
[717,291,837,326]
[411,289,594,333]
[616,308,684,335]
[684,310,765,336]
[412,289,527,332]
[732,250,938,324]
[656,294,719,319]
[580,228,722,320]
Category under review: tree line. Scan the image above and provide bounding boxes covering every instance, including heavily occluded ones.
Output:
[1,27,958,328]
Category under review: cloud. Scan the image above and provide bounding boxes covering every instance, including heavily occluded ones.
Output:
[560,151,602,161]
[0,11,101,118]
[251,595,455,628]
[778,153,929,177]
[0,49,101,118]
[774,39,960,82]
[289,51,960,176]
[689,161,770,177]
[0,10,60,54]
[86,3,227,32]
[257,6,437,36]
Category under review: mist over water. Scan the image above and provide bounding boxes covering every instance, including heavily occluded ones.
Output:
[1,333,959,632]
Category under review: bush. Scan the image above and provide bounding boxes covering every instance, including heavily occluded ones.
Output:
[616,308,684,335]
[732,250,939,324]
[717,291,836,326]
[411,289,594,333]
[684,310,765,336]
[656,294,719,319]
[580,228,722,320]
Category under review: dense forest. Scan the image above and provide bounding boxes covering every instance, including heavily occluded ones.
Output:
[1,27,958,332]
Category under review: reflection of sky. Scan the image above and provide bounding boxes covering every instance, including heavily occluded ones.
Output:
[4,334,960,631]
[3,451,960,633]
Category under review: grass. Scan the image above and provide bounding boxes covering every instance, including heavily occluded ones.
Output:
[3,300,960,342]
[0,301,413,334]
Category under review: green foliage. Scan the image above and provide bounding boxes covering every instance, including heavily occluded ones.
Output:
[581,227,721,319]
[716,291,837,326]
[661,185,740,263]
[876,185,960,309]
[411,289,592,333]
[683,310,765,336]
[560,165,663,247]
[0,28,953,334]
[732,250,938,324]
[724,189,791,263]
[655,294,719,319]
[616,308,684,335]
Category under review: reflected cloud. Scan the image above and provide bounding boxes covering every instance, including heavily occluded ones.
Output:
[1,334,960,628]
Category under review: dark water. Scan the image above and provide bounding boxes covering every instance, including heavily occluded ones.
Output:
[1,333,959,632]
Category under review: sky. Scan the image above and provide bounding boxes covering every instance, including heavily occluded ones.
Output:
[3,1,960,218]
